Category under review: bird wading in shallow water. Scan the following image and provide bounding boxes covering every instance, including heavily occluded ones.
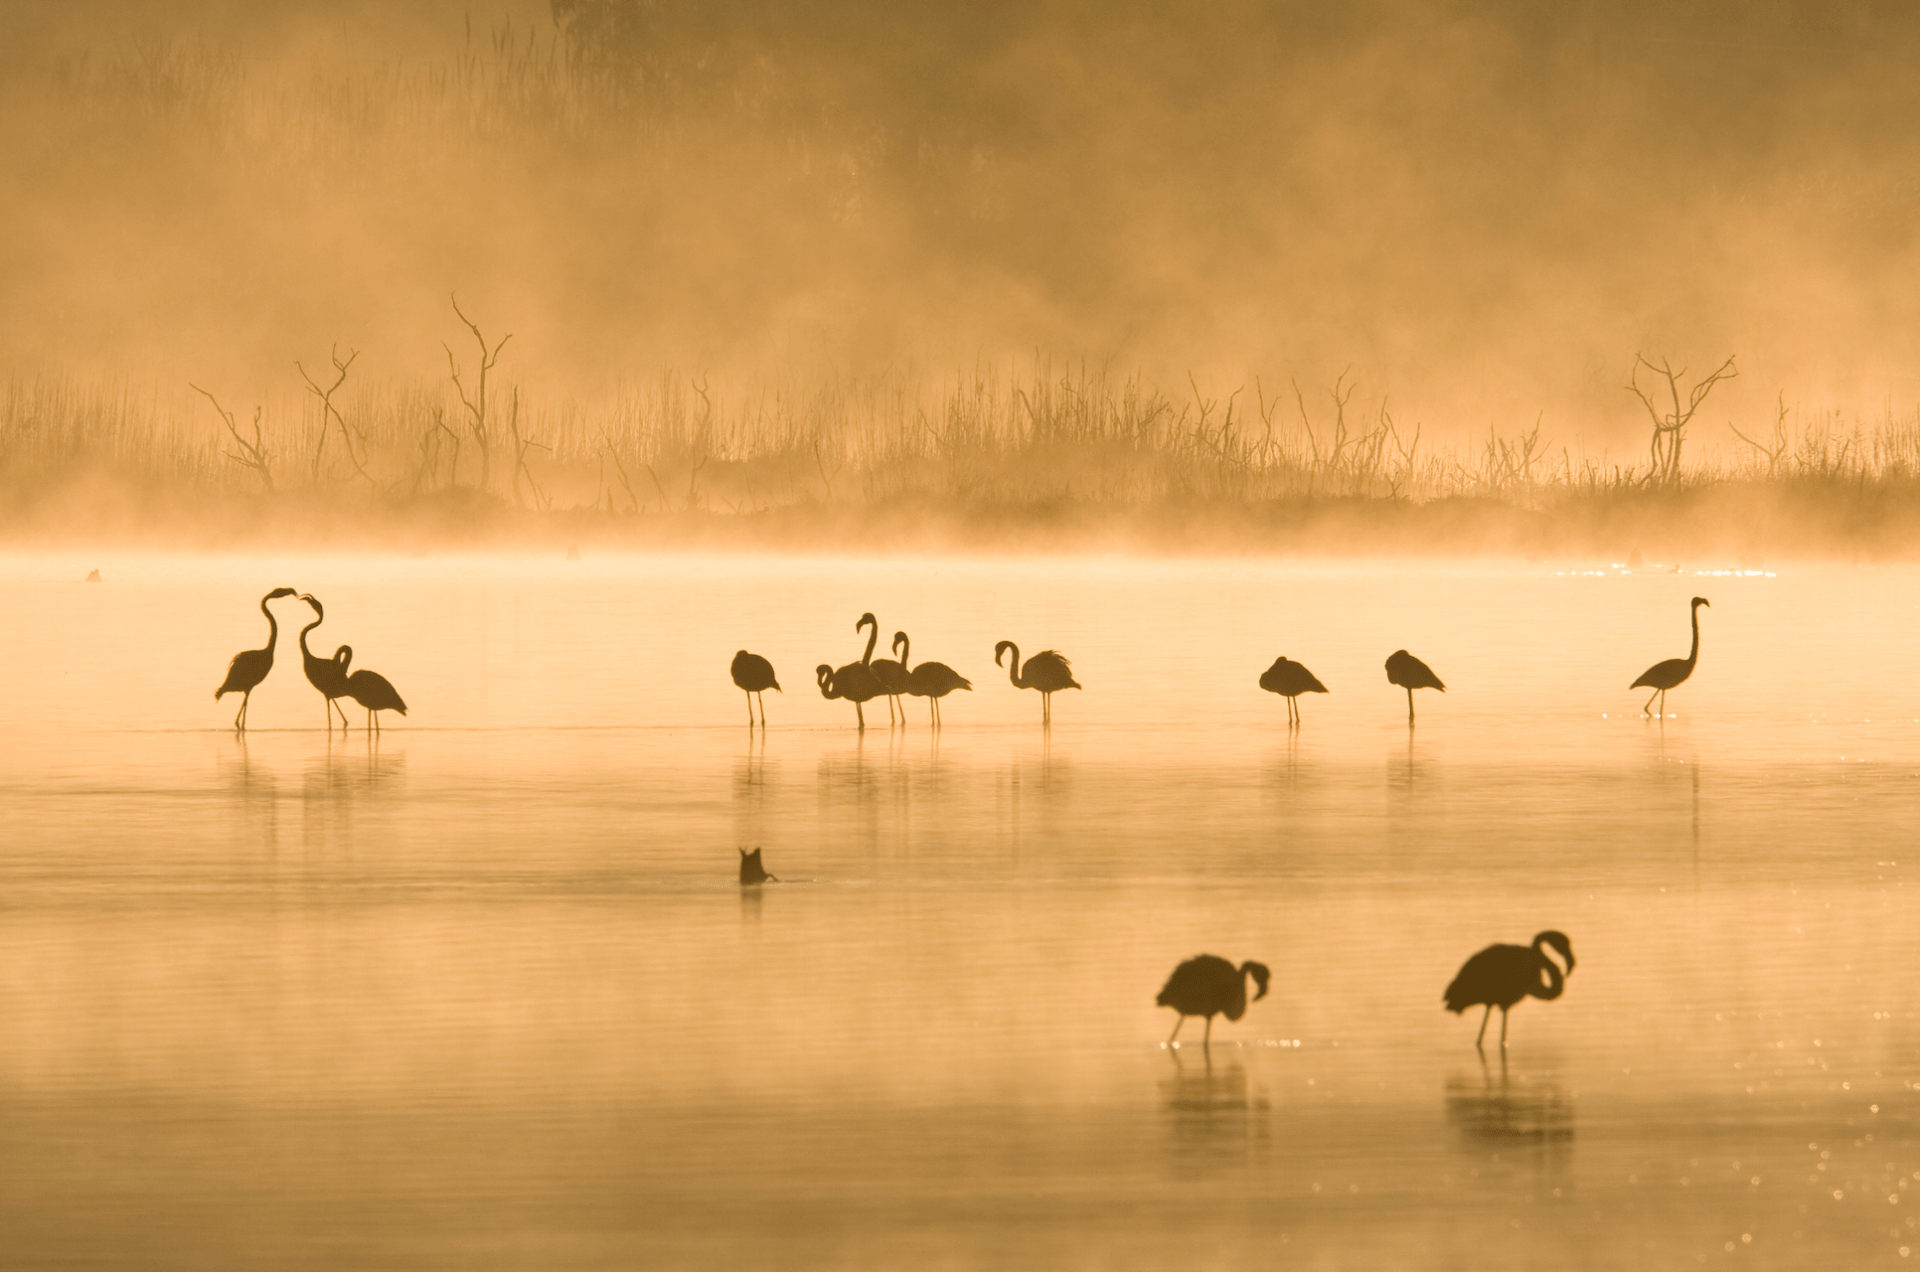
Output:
[995,641,1079,724]
[1631,596,1709,716]
[817,660,882,729]
[863,614,911,726]
[296,594,353,729]
[214,586,298,730]
[730,650,780,727]
[332,646,408,731]
[1385,649,1445,724]
[1157,955,1271,1047]
[1259,655,1327,727]
[896,632,971,726]
[1443,930,1576,1050]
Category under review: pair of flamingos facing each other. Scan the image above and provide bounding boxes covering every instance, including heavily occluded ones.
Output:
[1263,595,1711,725]
[1159,930,1576,1051]
[215,588,409,731]
[734,612,1081,729]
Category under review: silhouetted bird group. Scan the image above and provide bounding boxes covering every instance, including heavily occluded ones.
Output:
[1160,929,1578,1052]
[215,587,407,731]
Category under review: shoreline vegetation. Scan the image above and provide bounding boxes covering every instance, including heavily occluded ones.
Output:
[8,12,1920,557]
[5,358,1920,557]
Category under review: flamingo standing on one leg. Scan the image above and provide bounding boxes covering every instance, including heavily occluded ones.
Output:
[1385,649,1445,724]
[995,641,1079,724]
[214,586,298,730]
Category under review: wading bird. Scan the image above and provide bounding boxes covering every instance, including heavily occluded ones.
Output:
[214,586,298,730]
[863,614,911,725]
[1385,649,1445,723]
[897,632,971,726]
[1631,596,1710,716]
[995,641,1079,724]
[738,847,779,885]
[816,661,882,729]
[1259,655,1327,726]
[1157,954,1271,1047]
[1443,930,1576,1050]
[331,646,408,731]
[730,650,780,726]
[296,594,353,729]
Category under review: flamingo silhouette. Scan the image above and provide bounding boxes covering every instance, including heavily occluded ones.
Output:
[1258,655,1327,727]
[296,594,353,729]
[1632,596,1710,716]
[1444,930,1576,1050]
[1156,954,1271,1047]
[331,646,408,731]
[214,586,298,730]
[730,650,780,726]
[816,661,882,729]
[862,614,911,726]
[1385,649,1444,724]
[995,641,1079,724]
[896,632,971,726]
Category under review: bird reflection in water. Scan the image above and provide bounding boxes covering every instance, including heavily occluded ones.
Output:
[1444,1054,1573,1168]
[304,728,406,801]
[1160,1048,1270,1173]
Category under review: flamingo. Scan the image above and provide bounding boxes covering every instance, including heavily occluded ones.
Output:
[730,650,780,726]
[1258,655,1327,727]
[862,614,910,725]
[1632,596,1710,716]
[1443,930,1576,1050]
[1385,649,1444,723]
[331,645,408,731]
[296,594,353,729]
[896,632,971,726]
[214,586,298,730]
[816,661,882,729]
[1156,955,1271,1047]
[994,641,1079,724]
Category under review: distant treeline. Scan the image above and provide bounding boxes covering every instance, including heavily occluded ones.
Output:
[4,355,1919,556]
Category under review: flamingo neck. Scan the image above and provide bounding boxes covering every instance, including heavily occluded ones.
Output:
[1686,603,1701,667]
[1002,645,1022,688]
[860,621,877,664]
[260,594,280,652]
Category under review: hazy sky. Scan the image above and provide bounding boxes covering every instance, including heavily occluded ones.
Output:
[6,0,1919,447]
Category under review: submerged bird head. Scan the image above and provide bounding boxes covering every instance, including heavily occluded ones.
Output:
[1242,960,1271,1001]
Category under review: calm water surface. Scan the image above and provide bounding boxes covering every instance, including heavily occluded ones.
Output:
[3,553,1918,1269]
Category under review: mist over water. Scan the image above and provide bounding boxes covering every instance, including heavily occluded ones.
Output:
[3,553,1917,1267]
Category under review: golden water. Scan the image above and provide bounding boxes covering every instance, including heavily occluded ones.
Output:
[1,553,1914,1268]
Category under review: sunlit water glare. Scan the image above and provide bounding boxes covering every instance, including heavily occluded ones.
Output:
[2,553,1917,1269]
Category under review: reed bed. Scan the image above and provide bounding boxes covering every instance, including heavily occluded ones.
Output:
[6,360,1920,556]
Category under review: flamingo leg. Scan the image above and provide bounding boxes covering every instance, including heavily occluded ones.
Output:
[746,691,754,725]
[234,693,248,731]
[1642,688,1660,715]
[1407,687,1415,724]
[855,701,866,731]
[1202,1015,1214,1049]
[1500,1006,1510,1049]
[1475,1004,1492,1048]
[1168,1015,1185,1045]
